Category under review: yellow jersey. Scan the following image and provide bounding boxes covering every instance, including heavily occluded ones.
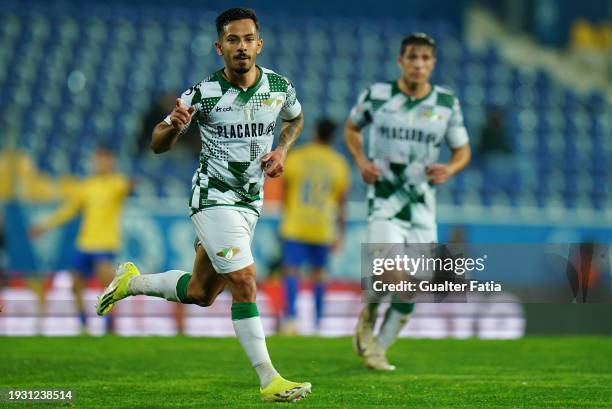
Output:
[280,143,350,244]
[41,173,130,252]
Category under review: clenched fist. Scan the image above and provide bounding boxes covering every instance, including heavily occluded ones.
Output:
[170,98,195,131]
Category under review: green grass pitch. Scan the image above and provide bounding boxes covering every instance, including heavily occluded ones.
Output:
[2,336,611,408]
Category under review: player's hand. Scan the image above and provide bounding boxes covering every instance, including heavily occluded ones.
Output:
[357,159,381,184]
[29,225,46,239]
[169,98,195,131]
[426,163,452,184]
[261,146,287,178]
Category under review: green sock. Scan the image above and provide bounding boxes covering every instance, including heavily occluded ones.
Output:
[231,302,260,320]
[391,302,415,314]
[176,273,193,304]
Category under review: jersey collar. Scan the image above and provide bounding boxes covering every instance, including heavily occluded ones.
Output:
[217,65,263,93]
[392,81,434,110]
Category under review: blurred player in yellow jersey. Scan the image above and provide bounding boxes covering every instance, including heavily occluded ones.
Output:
[30,146,130,331]
[280,118,350,333]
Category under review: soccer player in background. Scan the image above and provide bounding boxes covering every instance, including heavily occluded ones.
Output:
[30,146,130,332]
[95,8,311,402]
[344,33,471,370]
[279,118,350,334]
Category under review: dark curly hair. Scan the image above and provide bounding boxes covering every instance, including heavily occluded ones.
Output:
[215,8,259,38]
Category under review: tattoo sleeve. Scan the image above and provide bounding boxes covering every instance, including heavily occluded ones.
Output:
[278,112,304,151]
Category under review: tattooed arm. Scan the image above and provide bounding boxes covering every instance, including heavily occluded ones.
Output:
[260,112,304,178]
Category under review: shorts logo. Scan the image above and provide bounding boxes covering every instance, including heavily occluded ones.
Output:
[216,247,241,260]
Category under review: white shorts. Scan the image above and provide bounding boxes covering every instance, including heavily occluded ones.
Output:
[367,219,438,244]
[367,219,438,282]
[191,207,258,274]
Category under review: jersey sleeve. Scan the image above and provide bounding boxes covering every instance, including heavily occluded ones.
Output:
[163,86,200,126]
[445,97,469,148]
[348,88,373,129]
[40,186,83,229]
[280,80,302,120]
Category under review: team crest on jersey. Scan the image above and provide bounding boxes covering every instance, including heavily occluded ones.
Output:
[419,108,443,121]
[262,96,284,108]
[216,246,241,260]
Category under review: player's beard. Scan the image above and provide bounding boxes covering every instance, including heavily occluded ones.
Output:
[232,54,253,74]
[233,65,250,74]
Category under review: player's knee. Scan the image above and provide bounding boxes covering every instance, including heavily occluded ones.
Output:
[227,268,257,302]
[228,268,255,285]
[235,274,256,290]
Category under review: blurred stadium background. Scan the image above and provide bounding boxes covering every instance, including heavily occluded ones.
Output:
[1,0,611,337]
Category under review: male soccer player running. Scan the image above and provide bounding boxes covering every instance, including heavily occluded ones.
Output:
[279,118,350,334]
[344,33,471,370]
[95,8,311,402]
[30,147,130,333]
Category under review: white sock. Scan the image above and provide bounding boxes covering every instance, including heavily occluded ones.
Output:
[376,308,411,349]
[254,362,278,389]
[232,316,278,388]
[127,270,187,302]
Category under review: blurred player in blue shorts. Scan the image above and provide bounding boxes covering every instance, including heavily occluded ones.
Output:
[280,118,350,334]
[30,147,130,332]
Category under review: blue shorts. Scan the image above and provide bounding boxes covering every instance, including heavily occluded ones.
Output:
[72,250,116,277]
[282,240,330,269]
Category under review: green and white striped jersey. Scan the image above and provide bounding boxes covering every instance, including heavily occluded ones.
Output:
[349,81,468,228]
[169,66,301,216]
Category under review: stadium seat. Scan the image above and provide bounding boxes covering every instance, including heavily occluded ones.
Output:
[0,3,607,210]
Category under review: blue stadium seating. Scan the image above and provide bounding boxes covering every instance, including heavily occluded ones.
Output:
[0,2,609,211]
